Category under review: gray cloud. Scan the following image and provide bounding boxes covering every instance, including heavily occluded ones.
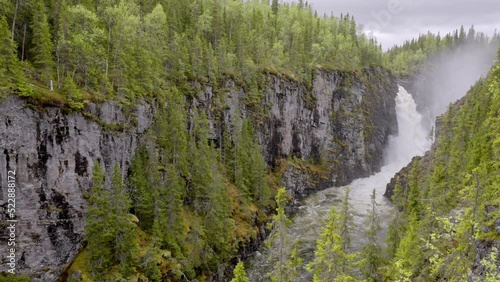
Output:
[285,0,500,48]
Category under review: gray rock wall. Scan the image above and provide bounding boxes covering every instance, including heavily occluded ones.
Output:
[0,96,153,281]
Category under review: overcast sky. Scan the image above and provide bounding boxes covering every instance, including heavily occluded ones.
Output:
[285,0,500,49]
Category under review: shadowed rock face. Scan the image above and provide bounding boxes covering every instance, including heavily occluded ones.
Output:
[0,96,153,281]
[0,68,398,280]
[264,68,398,198]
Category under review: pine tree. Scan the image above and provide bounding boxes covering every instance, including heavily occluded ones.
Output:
[110,164,138,276]
[359,189,384,281]
[271,0,278,15]
[129,146,155,231]
[30,0,55,86]
[231,261,249,282]
[62,76,84,109]
[0,16,29,96]
[307,188,359,282]
[386,212,422,281]
[86,161,114,277]
[266,188,302,282]
[86,162,138,278]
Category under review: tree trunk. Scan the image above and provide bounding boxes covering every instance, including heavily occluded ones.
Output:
[21,23,26,61]
[11,0,19,41]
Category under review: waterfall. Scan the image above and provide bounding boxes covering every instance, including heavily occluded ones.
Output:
[245,86,431,281]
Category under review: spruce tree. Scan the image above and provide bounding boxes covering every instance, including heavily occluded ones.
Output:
[386,212,422,281]
[385,178,408,260]
[152,87,189,257]
[30,1,55,86]
[231,261,249,282]
[86,161,114,277]
[187,109,213,211]
[359,189,384,282]
[266,188,302,282]
[62,76,83,109]
[86,162,138,278]
[307,188,359,282]
[129,146,155,231]
[110,164,138,276]
[153,163,185,257]
[271,0,278,15]
[0,16,29,96]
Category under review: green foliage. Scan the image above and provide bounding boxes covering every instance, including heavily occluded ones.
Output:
[382,51,500,281]
[385,212,423,281]
[0,274,30,282]
[62,76,84,109]
[0,16,30,97]
[230,117,271,207]
[30,0,55,85]
[481,247,500,281]
[129,146,155,231]
[231,261,249,282]
[85,162,138,279]
[383,27,500,76]
[86,161,113,275]
[118,84,273,279]
[2,0,384,102]
[307,188,360,282]
[266,188,303,282]
[359,189,384,282]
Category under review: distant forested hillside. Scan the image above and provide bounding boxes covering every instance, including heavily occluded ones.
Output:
[383,26,500,76]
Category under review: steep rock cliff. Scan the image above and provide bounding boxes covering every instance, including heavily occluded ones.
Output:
[204,68,398,199]
[263,68,398,198]
[0,68,398,280]
[0,97,153,281]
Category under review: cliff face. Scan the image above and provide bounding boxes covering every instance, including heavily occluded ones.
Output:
[207,68,397,199]
[262,68,397,198]
[0,68,398,280]
[0,97,153,281]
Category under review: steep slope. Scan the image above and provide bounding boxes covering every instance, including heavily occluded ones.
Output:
[0,68,397,281]
[384,53,500,280]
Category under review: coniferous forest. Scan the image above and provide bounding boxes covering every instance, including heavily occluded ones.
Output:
[0,0,499,281]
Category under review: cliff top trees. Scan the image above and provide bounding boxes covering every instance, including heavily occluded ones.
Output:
[1,0,384,102]
[0,16,29,96]
[30,0,55,86]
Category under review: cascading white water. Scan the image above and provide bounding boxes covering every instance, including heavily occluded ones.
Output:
[245,86,431,281]
[384,85,431,168]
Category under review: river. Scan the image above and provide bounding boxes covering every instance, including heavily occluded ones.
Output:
[245,86,431,281]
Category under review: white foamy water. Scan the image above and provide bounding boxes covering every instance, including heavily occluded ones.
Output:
[246,86,431,281]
